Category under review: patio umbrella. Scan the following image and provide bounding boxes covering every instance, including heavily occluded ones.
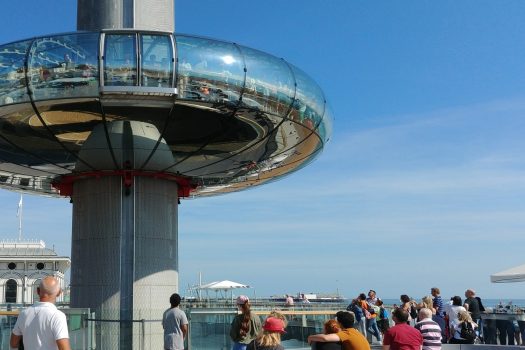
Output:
[201,280,250,289]
[491,263,525,283]
[198,280,250,301]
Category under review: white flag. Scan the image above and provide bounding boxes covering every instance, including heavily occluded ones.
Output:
[16,195,22,217]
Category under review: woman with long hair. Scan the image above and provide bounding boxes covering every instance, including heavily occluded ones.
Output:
[420,296,436,313]
[449,310,478,344]
[247,317,286,350]
[230,296,262,350]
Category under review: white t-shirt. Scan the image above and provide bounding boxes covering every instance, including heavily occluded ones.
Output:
[12,302,69,350]
[444,304,466,328]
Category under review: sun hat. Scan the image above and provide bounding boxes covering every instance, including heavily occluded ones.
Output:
[236,295,249,305]
[263,317,286,333]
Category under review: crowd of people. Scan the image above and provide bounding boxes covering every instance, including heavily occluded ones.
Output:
[308,287,520,350]
[227,287,496,350]
[7,282,519,350]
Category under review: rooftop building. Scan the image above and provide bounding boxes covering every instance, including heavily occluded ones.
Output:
[0,240,70,304]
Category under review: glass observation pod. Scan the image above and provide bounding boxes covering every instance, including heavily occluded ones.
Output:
[0,30,332,197]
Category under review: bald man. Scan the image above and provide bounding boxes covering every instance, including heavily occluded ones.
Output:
[10,276,71,350]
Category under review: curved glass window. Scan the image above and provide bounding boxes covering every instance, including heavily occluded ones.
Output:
[104,34,137,86]
[5,279,17,303]
[141,34,173,88]
[0,40,31,106]
[238,46,295,117]
[289,64,325,131]
[319,104,334,143]
[176,35,244,105]
[28,33,99,101]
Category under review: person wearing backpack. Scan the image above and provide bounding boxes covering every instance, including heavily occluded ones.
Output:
[375,299,390,335]
[346,299,366,336]
[358,293,381,343]
[400,295,418,325]
[449,310,478,344]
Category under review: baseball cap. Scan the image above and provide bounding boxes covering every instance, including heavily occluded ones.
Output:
[263,317,286,333]
[236,295,249,305]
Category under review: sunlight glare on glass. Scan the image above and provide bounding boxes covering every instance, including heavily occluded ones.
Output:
[221,55,235,65]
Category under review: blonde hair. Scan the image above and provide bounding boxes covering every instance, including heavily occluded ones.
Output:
[421,296,433,309]
[458,310,473,323]
[255,331,281,347]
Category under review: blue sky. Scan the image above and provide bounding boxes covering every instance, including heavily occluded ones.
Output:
[1,1,525,300]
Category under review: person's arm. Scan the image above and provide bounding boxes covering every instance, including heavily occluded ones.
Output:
[382,345,390,350]
[307,333,339,343]
[10,333,21,348]
[463,302,470,311]
[181,324,188,339]
[56,338,71,350]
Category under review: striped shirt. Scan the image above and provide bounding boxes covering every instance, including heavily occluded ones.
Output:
[415,318,442,350]
[433,295,444,317]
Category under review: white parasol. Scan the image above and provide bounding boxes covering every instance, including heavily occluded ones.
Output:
[197,280,250,301]
[491,263,525,283]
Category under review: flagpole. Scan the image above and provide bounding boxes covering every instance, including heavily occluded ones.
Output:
[17,194,23,241]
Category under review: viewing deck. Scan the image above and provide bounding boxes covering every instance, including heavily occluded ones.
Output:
[1,301,524,350]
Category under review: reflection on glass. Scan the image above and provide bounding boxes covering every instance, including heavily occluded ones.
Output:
[141,34,173,87]
[28,33,99,100]
[176,35,244,104]
[289,64,325,130]
[239,46,295,117]
[104,34,137,86]
[0,40,31,106]
[319,104,334,143]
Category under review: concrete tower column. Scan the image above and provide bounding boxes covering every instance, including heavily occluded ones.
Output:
[77,0,175,32]
[70,121,179,349]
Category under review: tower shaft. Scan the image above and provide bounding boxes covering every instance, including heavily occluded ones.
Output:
[77,0,174,32]
[71,176,179,349]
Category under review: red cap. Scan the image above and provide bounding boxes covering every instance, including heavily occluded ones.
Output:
[263,317,286,333]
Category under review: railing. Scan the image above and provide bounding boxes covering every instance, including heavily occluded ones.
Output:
[2,303,524,349]
[0,307,93,350]
[186,308,337,350]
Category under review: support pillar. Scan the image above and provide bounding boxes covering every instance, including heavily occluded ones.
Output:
[68,120,180,349]
[71,176,178,349]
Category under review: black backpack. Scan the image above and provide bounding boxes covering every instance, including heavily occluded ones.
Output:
[410,305,418,319]
[460,321,476,342]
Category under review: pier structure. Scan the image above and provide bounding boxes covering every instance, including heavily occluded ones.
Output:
[0,0,332,348]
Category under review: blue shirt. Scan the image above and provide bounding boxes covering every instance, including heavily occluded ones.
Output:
[433,296,445,317]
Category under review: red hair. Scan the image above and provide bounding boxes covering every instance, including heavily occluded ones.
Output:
[324,319,342,334]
